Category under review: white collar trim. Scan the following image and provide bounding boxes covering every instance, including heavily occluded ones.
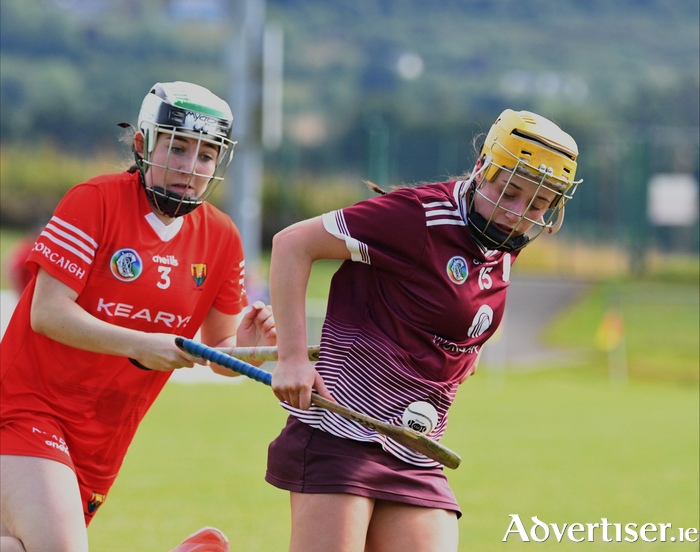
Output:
[453,180,498,257]
[145,211,184,242]
[453,180,469,223]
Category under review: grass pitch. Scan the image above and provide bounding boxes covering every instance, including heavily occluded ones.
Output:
[90,271,699,551]
[544,280,699,384]
[88,370,698,551]
[1,232,696,550]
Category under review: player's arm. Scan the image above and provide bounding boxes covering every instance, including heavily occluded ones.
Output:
[30,267,201,371]
[200,302,276,376]
[269,216,349,409]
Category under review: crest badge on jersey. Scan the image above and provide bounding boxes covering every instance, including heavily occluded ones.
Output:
[87,491,106,514]
[446,256,468,285]
[110,249,142,282]
[191,263,207,287]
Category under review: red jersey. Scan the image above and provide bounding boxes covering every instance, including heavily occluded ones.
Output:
[284,181,518,466]
[0,170,245,487]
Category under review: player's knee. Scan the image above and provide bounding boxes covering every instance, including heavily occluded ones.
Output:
[46,536,90,552]
[0,535,28,552]
[9,527,89,552]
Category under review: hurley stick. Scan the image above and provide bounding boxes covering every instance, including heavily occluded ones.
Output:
[175,338,461,469]
[214,345,320,362]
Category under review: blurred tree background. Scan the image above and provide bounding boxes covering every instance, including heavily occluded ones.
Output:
[1,0,698,270]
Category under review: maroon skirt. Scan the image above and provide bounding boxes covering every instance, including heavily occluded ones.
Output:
[266,416,461,518]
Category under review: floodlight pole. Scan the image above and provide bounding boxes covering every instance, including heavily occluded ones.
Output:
[224,0,283,299]
[225,0,266,283]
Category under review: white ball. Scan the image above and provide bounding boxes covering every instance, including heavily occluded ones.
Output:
[402,401,438,435]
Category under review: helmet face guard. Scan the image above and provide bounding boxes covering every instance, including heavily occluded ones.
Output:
[136,82,237,218]
[462,110,582,252]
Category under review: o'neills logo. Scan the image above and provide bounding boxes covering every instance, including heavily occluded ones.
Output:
[152,254,179,266]
[110,248,142,282]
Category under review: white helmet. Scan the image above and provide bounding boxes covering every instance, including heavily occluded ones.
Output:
[136,81,236,217]
[462,109,582,252]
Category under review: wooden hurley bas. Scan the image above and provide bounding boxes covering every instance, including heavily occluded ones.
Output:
[178,339,462,469]
[214,345,320,362]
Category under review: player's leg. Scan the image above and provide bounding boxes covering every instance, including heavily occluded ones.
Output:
[289,492,375,552]
[364,500,458,552]
[1,518,27,552]
[0,455,89,552]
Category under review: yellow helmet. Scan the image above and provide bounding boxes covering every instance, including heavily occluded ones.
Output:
[481,109,578,191]
[462,110,582,252]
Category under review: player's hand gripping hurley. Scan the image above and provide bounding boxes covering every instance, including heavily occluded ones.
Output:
[176,338,461,469]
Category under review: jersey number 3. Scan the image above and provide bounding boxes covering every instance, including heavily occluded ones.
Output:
[157,266,171,289]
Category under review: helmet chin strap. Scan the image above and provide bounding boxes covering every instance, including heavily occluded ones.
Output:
[462,158,563,252]
[144,186,201,217]
[467,208,530,252]
[462,167,529,253]
[134,152,201,218]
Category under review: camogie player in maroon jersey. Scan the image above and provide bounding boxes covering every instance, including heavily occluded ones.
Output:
[0,82,275,552]
[268,109,581,552]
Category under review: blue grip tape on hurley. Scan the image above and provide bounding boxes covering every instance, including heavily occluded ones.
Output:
[175,337,273,386]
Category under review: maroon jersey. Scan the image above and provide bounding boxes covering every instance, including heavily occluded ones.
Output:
[283,180,518,466]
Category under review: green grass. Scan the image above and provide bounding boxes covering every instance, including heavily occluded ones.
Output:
[88,372,699,551]
[3,229,697,549]
[307,259,342,300]
[88,265,699,550]
[256,254,342,301]
[544,280,699,384]
[449,373,699,551]
[88,382,292,550]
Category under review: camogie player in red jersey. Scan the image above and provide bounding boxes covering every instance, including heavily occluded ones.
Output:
[267,109,581,552]
[0,82,275,552]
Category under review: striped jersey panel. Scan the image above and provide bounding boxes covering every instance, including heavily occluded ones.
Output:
[282,316,459,467]
[322,210,370,264]
[40,216,98,265]
[422,194,465,227]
